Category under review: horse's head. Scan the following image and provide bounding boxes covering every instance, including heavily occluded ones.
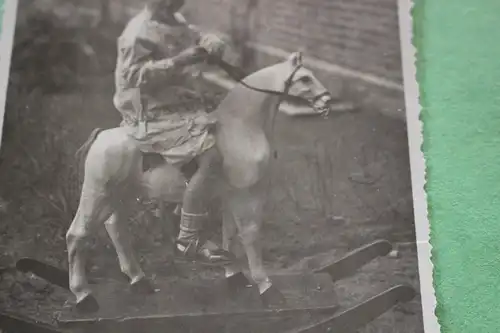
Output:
[281,52,333,116]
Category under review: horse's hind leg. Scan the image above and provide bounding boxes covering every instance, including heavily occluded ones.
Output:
[104,211,144,283]
[66,184,113,312]
[104,205,154,294]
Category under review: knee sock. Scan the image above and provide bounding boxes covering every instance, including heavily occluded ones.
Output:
[177,209,208,242]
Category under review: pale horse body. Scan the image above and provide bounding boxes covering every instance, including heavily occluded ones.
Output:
[66,51,333,307]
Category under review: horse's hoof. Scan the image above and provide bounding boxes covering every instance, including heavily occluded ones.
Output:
[75,294,99,314]
[260,285,287,308]
[226,272,252,294]
[130,277,156,295]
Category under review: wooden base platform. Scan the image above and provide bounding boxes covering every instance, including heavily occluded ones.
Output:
[56,273,338,332]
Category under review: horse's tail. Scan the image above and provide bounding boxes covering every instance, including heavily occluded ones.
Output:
[75,128,104,173]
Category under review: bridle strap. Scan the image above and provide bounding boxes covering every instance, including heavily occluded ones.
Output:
[211,57,305,101]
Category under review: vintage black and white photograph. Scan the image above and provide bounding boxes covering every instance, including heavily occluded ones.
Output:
[0,0,426,332]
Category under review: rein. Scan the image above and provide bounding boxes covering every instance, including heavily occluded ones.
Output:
[212,57,300,97]
[210,57,328,107]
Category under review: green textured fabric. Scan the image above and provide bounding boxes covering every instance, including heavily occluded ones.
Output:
[414,0,500,332]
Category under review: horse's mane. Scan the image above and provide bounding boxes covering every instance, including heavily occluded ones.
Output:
[212,61,290,132]
[221,62,285,104]
[239,63,280,87]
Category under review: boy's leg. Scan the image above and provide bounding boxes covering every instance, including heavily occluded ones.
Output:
[175,146,233,264]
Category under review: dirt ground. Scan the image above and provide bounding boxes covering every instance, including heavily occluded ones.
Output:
[0,76,423,332]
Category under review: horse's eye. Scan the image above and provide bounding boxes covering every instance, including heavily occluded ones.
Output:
[299,76,312,83]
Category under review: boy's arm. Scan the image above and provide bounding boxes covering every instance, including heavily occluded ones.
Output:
[174,12,226,58]
[120,37,207,89]
[174,12,202,38]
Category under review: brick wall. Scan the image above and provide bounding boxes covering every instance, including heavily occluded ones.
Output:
[183,0,405,118]
[26,0,403,85]
[26,0,406,117]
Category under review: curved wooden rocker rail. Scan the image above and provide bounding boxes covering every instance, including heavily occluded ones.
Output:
[1,239,417,333]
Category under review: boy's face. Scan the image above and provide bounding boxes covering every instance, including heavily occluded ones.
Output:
[152,0,185,22]
[155,0,185,14]
[169,0,185,12]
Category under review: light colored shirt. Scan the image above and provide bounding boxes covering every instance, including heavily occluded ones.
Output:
[113,9,203,127]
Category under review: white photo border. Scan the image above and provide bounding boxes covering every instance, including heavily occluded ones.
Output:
[399,0,440,331]
[0,0,18,147]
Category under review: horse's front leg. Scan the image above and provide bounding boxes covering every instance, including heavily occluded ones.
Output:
[222,200,252,292]
[227,187,285,305]
[222,205,241,277]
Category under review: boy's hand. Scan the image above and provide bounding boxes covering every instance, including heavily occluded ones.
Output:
[198,33,225,59]
[171,46,209,66]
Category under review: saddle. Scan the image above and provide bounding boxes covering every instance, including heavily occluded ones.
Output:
[142,152,198,180]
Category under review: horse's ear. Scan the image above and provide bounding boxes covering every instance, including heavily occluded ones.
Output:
[288,51,303,67]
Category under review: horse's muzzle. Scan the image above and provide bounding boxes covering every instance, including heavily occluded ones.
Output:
[312,92,333,116]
